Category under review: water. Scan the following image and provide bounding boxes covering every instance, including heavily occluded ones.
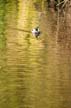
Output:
[0,0,71,108]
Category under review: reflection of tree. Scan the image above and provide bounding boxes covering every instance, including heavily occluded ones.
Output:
[0,0,7,71]
[47,0,71,43]
[47,0,70,8]
[56,0,71,42]
[0,0,6,49]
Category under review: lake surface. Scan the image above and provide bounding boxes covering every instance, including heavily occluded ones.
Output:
[0,0,71,108]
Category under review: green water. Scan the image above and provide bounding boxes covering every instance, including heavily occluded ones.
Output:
[0,0,71,108]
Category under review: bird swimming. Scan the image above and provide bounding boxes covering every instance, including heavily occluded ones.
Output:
[32,27,40,38]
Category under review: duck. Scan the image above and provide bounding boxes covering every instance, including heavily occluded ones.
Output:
[32,27,40,38]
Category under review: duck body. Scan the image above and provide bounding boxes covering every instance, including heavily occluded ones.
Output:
[32,27,40,38]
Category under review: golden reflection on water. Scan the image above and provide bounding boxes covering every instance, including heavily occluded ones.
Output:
[0,0,71,108]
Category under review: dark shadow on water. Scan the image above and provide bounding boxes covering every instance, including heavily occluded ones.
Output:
[33,2,42,12]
